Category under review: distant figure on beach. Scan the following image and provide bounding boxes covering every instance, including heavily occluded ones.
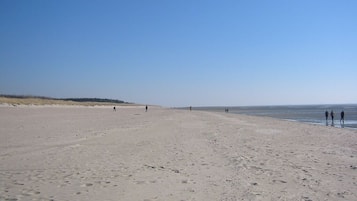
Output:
[340,110,345,125]
[113,106,116,111]
[145,105,148,112]
[325,110,328,121]
[330,110,334,123]
[190,106,192,111]
[225,108,229,113]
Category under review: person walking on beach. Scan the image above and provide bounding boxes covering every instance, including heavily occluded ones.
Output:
[325,110,329,122]
[340,110,345,125]
[113,106,116,112]
[330,110,334,124]
[145,105,148,112]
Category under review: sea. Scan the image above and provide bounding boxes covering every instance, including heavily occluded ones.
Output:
[192,104,357,129]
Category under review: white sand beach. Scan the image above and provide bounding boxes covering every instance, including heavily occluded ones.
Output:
[0,106,356,200]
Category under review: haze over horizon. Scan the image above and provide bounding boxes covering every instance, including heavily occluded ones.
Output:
[1,1,356,107]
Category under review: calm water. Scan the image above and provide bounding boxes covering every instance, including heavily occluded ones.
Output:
[193,104,357,129]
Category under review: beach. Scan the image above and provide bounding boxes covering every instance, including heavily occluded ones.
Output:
[0,105,356,201]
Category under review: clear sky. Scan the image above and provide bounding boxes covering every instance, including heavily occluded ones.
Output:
[1,0,356,107]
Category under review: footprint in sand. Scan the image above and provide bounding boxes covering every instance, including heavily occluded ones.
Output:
[135,181,146,185]
[81,183,93,187]
[272,179,287,184]
[21,188,41,197]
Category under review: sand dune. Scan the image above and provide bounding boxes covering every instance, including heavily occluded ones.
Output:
[0,106,356,200]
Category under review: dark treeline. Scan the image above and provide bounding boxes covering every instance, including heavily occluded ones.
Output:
[1,94,128,104]
[1,94,52,99]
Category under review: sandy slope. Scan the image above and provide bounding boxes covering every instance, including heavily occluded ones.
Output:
[0,106,356,200]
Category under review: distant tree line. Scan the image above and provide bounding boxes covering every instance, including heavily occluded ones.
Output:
[1,94,50,99]
[0,94,128,104]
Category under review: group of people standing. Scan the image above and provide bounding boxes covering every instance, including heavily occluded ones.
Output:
[325,110,344,125]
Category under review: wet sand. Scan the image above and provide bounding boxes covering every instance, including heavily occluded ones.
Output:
[0,105,356,200]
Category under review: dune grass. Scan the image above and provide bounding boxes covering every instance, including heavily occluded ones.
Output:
[0,96,131,106]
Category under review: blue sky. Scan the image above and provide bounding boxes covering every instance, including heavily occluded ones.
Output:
[1,0,356,106]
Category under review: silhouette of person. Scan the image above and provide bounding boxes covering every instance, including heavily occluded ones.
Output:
[325,111,328,121]
[330,110,334,124]
[190,106,192,111]
[113,106,116,112]
[340,110,345,125]
[145,105,148,112]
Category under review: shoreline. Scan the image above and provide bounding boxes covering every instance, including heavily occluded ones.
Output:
[1,106,356,200]
[191,104,357,130]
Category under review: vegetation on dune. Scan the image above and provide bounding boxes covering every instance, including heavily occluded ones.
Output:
[63,98,125,104]
[0,95,131,106]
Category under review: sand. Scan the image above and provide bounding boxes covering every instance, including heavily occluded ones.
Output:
[0,105,356,200]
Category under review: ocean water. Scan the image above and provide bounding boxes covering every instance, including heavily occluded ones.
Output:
[193,104,357,129]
